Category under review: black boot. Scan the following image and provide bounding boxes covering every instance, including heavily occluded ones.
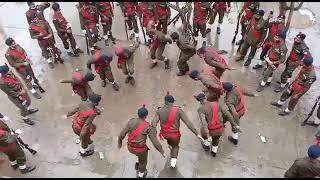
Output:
[75,48,84,54]
[228,136,238,145]
[125,76,130,84]
[216,27,221,34]
[252,64,263,70]
[129,77,135,86]
[67,51,78,57]
[201,142,210,152]
[80,149,94,157]
[22,118,35,126]
[305,121,320,127]
[164,59,170,69]
[278,110,290,116]
[12,164,19,170]
[134,162,139,170]
[20,165,36,174]
[256,84,265,92]
[101,80,107,87]
[244,59,252,66]
[149,61,158,69]
[56,57,64,64]
[25,108,39,116]
[211,151,217,157]
[112,82,119,91]
[270,101,283,108]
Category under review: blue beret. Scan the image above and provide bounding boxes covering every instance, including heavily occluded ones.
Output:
[189,70,199,79]
[88,94,101,103]
[138,106,148,118]
[277,30,287,40]
[223,82,234,91]
[303,56,313,65]
[164,95,175,103]
[308,145,320,159]
[0,65,9,75]
[84,71,95,81]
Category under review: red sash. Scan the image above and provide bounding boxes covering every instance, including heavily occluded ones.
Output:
[81,8,96,22]
[156,4,168,18]
[124,2,136,16]
[194,2,206,24]
[1,76,19,85]
[207,47,227,66]
[142,9,156,27]
[6,49,27,60]
[151,36,159,49]
[6,49,28,73]
[100,3,113,18]
[235,86,245,117]
[208,102,224,132]
[72,110,96,130]
[31,24,48,36]
[270,23,279,38]
[251,19,262,40]
[0,129,16,152]
[53,12,68,30]
[289,51,300,62]
[73,71,84,82]
[127,121,150,153]
[268,43,281,61]
[159,106,181,140]
[213,2,227,9]
[117,57,124,66]
[289,68,307,95]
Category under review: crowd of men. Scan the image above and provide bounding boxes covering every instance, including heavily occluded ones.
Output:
[0,2,319,178]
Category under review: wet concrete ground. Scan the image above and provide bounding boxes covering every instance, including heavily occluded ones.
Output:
[0,2,319,178]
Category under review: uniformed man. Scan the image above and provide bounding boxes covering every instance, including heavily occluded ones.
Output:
[147,21,172,70]
[236,2,260,47]
[155,2,171,34]
[284,144,320,178]
[67,94,101,157]
[52,3,83,57]
[60,69,95,101]
[5,37,42,99]
[87,50,119,91]
[189,67,224,101]
[193,2,212,47]
[29,14,64,69]
[222,82,255,145]
[115,42,140,86]
[138,2,157,45]
[207,2,231,35]
[0,64,38,125]
[304,96,320,127]
[26,2,57,59]
[170,31,196,76]
[0,118,36,174]
[151,93,202,168]
[253,15,287,69]
[26,2,38,25]
[274,33,310,92]
[197,47,230,79]
[79,2,100,52]
[119,2,140,41]
[271,56,316,116]
[194,92,240,156]
[95,2,116,46]
[235,10,268,67]
[256,31,288,92]
[118,105,165,178]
